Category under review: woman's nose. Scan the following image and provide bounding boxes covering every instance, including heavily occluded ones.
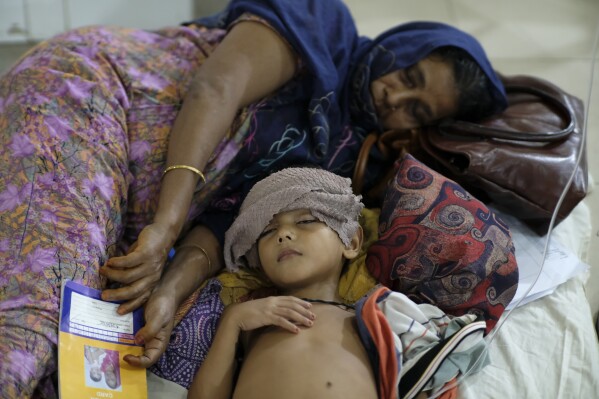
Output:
[386,87,411,109]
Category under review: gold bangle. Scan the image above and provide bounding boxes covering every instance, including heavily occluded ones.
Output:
[175,244,212,274]
[163,165,206,183]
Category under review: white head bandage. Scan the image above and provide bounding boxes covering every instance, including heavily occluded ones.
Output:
[223,167,364,271]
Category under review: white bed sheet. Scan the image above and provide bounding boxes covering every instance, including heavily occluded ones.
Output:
[147,202,599,399]
[458,201,599,398]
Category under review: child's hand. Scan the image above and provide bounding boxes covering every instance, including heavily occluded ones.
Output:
[225,296,315,334]
[123,290,176,368]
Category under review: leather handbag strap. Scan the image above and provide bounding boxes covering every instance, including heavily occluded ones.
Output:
[352,130,417,198]
[439,84,575,142]
[352,132,378,195]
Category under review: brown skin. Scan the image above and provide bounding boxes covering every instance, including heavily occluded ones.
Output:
[99,22,461,313]
[99,20,296,366]
[233,303,377,399]
[188,209,378,399]
[99,18,460,369]
[218,209,431,398]
[99,20,297,313]
[123,224,224,368]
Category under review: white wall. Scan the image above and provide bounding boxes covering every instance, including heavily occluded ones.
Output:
[0,0,195,43]
[0,0,29,42]
[193,0,228,17]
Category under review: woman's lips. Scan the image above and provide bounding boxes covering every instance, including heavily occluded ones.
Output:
[277,249,301,262]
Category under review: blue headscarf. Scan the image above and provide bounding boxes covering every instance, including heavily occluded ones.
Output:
[347,21,508,135]
[190,0,506,160]
[191,0,360,160]
[187,0,507,241]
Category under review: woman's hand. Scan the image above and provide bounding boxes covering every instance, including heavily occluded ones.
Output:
[226,296,316,334]
[101,223,175,314]
[123,290,176,368]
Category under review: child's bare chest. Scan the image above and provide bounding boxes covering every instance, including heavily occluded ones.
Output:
[234,305,378,399]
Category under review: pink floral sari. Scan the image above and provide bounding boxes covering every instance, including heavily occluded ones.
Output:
[0,24,238,397]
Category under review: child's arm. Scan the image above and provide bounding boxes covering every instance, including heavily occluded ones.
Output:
[187,296,315,399]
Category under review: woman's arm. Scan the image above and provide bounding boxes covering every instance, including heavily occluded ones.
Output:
[154,19,298,237]
[188,297,316,399]
[101,20,298,311]
[124,224,223,368]
[155,224,224,307]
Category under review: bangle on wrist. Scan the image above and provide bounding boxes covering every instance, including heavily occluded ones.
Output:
[162,165,206,183]
[174,244,212,274]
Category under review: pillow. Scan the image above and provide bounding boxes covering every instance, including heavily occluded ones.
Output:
[366,154,518,333]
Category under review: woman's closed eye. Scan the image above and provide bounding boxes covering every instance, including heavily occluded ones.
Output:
[401,65,423,89]
[399,70,414,89]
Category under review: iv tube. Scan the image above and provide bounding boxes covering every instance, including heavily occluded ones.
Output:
[428,14,599,399]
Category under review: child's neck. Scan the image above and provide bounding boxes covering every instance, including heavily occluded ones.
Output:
[282,284,342,303]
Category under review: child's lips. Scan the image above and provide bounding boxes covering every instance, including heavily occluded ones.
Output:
[277,249,301,262]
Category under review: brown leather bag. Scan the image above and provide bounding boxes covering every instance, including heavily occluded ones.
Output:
[417,74,588,233]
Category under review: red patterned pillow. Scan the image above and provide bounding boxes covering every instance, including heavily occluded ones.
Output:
[366,154,518,333]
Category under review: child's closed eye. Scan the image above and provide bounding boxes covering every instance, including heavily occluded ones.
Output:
[258,216,320,240]
[297,218,318,225]
[258,228,275,240]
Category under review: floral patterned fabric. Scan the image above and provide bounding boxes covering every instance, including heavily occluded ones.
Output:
[366,155,519,333]
[0,24,238,398]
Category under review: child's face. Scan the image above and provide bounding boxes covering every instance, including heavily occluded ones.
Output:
[89,367,102,382]
[257,209,351,289]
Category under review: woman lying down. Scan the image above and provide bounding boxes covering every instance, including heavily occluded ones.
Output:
[187,167,488,399]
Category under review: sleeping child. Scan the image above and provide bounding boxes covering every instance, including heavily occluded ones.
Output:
[188,167,488,399]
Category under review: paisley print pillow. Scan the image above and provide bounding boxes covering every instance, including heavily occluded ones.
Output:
[366,155,518,332]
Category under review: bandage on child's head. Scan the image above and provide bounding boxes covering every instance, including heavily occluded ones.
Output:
[224,167,364,271]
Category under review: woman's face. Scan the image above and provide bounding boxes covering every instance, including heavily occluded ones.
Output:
[370,56,459,130]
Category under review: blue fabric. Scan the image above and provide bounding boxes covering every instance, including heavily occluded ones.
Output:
[187,0,508,243]
[191,0,360,161]
[191,0,506,143]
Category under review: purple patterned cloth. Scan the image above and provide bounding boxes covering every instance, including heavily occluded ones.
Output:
[149,279,224,389]
[0,24,231,398]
